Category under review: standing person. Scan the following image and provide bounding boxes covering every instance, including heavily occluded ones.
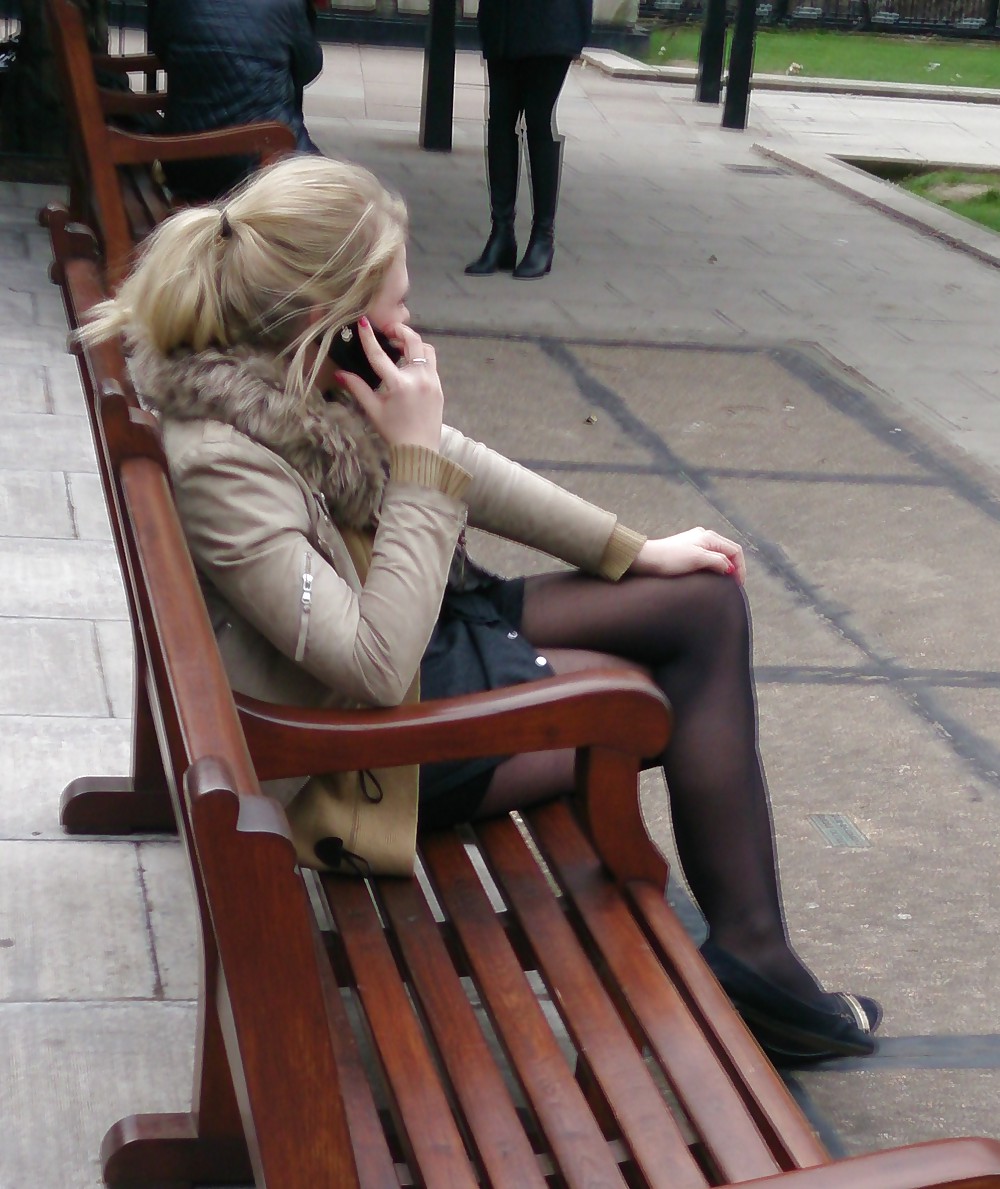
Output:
[82,156,881,1061]
[147,0,323,200]
[465,0,591,280]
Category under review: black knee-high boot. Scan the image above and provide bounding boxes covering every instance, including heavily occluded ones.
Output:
[514,135,561,279]
[465,128,520,276]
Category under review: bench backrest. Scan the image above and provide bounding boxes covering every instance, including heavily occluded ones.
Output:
[45,213,365,1183]
[45,0,297,288]
[103,387,366,1187]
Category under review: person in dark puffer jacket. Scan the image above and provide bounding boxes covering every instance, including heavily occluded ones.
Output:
[465,0,591,280]
[147,0,323,200]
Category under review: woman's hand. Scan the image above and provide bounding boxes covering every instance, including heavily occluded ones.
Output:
[629,527,746,585]
[334,318,443,452]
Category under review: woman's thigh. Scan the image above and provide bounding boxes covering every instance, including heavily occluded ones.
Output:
[486,58,525,126]
[521,567,746,663]
[472,643,648,818]
[517,56,571,138]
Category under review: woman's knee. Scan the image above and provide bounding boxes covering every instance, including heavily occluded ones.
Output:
[645,570,751,655]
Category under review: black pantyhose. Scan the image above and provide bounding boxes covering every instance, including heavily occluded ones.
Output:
[478,568,825,1004]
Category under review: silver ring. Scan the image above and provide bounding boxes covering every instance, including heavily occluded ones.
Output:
[407,357,428,365]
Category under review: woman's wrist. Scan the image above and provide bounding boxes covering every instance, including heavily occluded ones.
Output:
[599,522,647,580]
[389,443,471,501]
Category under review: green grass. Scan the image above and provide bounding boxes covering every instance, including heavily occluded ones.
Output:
[898,168,1000,232]
[646,27,1000,88]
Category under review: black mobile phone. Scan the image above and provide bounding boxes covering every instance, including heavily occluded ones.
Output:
[328,321,402,389]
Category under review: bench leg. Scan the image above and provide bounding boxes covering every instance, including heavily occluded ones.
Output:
[60,681,176,835]
[101,1113,253,1188]
[59,776,175,834]
[103,946,253,1187]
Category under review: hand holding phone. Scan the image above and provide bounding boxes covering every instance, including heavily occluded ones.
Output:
[328,321,402,390]
[333,319,444,453]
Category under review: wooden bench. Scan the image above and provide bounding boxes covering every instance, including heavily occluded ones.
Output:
[45,0,297,289]
[46,215,1000,1189]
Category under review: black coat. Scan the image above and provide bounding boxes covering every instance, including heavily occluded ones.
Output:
[477,0,593,61]
[148,0,322,152]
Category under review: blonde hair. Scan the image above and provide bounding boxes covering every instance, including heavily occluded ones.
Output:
[82,155,409,400]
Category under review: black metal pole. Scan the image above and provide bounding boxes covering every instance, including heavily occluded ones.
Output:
[419,0,456,151]
[989,0,1000,30]
[696,0,728,104]
[722,0,756,129]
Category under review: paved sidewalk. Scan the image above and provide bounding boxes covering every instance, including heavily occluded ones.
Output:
[4,45,1000,1187]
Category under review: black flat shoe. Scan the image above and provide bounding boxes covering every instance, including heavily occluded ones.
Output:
[701,940,882,1062]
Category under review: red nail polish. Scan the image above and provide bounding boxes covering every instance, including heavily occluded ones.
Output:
[359,315,369,328]
[726,561,736,575]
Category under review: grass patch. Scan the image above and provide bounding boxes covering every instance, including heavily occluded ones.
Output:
[898,168,1000,232]
[646,27,1000,88]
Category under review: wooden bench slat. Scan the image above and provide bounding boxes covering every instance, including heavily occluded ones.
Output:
[474,813,710,1189]
[374,874,551,1189]
[420,829,632,1189]
[309,925,404,1189]
[627,879,832,1171]
[525,800,793,1185]
[321,874,481,1189]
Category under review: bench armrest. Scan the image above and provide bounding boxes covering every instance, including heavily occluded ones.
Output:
[236,668,672,885]
[92,53,164,74]
[735,1136,1000,1189]
[107,121,298,166]
[100,90,165,118]
[237,669,668,777]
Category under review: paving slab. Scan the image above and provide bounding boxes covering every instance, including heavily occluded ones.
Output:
[0,538,126,619]
[0,839,155,1000]
[0,410,94,471]
[0,717,130,839]
[68,472,115,541]
[0,1002,196,1189]
[0,470,75,538]
[0,619,110,716]
[137,840,200,1001]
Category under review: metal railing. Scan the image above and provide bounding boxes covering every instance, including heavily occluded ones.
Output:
[639,0,1000,32]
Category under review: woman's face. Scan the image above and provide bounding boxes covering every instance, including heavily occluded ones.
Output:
[308,248,410,394]
[367,249,410,334]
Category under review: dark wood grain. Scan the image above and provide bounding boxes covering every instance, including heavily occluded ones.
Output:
[474,812,707,1189]
[421,827,632,1188]
[376,872,550,1188]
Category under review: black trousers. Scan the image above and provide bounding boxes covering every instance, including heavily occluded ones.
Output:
[484,55,570,229]
[485,55,572,143]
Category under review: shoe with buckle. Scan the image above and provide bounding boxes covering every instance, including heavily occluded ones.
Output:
[701,940,882,1061]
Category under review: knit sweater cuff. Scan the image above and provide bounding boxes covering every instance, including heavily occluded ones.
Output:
[598,522,647,580]
[389,444,472,502]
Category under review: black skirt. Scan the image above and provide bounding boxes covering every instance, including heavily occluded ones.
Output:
[418,572,555,829]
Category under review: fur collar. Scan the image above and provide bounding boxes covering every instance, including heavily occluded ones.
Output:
[129,340,388,529]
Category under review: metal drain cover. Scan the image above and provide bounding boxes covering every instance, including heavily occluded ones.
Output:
[809,813,871,848]
[724,163,790,175]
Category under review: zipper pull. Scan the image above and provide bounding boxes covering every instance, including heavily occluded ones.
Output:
[295,551,314,663]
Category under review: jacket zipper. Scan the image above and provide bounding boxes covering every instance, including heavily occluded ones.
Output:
[294,549,314,663]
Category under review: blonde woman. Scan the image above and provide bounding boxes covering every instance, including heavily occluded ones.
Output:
[83,155,880,1062]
